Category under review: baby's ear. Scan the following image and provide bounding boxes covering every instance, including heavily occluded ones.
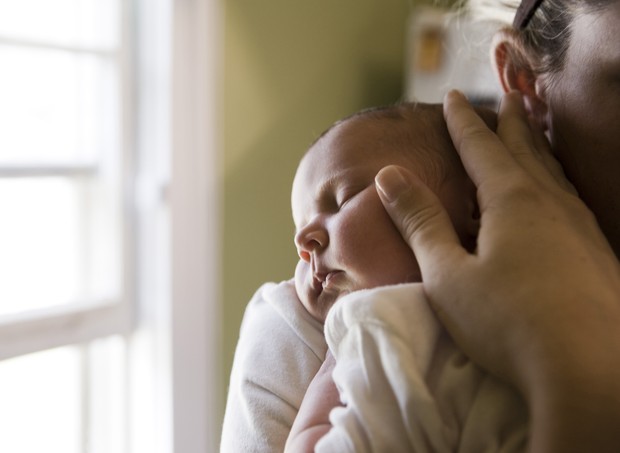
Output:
[492,28,549,130]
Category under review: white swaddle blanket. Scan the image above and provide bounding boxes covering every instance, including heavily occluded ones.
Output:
[317,283,529,453]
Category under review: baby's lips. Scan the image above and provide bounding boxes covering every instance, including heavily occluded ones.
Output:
[311,273,324,294]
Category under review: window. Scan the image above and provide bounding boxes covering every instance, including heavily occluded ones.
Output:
[0,1,133,451]
[0,0,221,451]
[0,0,127,320]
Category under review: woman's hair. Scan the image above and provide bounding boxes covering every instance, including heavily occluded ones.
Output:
[467,0,612,78]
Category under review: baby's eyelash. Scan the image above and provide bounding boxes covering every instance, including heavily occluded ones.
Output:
[337,185,368,207]
[342,195,357,207]
[335,192,352,208]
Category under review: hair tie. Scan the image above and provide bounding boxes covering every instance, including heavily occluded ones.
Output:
[513,0,544,29]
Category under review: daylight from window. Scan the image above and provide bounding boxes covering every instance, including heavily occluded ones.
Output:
[0,1,127,451]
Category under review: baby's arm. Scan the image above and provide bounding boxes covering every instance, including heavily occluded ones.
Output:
[285,350,341,453]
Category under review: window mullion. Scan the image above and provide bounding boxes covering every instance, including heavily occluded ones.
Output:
[0,302,131,361]
[0,35,117,58]
[0,163,98,177]
[80,344,90,453]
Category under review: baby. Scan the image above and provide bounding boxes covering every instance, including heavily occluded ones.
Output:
[288,102,528,452]
[292,103,479,323]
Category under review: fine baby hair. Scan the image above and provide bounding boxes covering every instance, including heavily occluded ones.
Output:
[309,102,494,192]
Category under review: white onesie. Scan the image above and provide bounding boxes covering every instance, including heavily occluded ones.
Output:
[222,281,529,452]
[317,283,529,453]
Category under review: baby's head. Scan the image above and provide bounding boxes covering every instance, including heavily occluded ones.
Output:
[292,102,488,322]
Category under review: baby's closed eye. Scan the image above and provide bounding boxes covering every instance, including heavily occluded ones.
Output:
[336,184,370,208]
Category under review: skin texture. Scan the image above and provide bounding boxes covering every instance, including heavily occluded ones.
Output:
[292,119,422,322]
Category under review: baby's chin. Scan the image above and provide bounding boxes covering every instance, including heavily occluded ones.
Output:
[304,287,355,324]
[303,300,326,323]
[298,289,328,323]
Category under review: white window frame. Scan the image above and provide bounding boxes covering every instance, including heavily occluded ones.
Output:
[0,301,131,361]
[0,0,222,451]
[170,0,222,450]
[132,0,223,451]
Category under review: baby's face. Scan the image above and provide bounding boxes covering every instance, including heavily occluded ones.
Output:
[292,118,423,322]
[292,115,479,322]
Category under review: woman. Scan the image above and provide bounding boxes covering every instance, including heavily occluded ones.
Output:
[222,1,620,451]
[376,0,620,450]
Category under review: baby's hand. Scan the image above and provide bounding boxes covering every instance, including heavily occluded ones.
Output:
[285,350,340,453]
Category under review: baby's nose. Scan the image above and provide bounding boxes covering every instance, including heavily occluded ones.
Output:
[294,222,328,261]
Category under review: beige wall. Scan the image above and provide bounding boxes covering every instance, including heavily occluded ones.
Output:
[221,0,416,420]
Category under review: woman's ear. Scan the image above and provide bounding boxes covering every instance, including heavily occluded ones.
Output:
[492,28,549,130]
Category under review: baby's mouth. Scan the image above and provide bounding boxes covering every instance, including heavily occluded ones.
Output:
[311,274,324,295]
[319,271,342,290]
[322,272,333,288]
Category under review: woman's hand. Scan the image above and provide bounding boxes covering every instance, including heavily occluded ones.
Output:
[375,90,620,452]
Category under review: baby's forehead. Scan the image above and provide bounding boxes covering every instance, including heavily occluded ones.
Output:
[311,115,411,155]
[302,119,399,171]
[311,111,450,164]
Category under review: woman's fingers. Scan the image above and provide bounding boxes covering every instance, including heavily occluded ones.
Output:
[496,91,549,171]
[375,165,466,280]
[445,89,579,203]
[443,90,518,193]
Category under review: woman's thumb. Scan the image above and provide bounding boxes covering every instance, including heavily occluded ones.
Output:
[375,165,463,275]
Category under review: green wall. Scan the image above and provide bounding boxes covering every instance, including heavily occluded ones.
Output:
[221,0,415,423]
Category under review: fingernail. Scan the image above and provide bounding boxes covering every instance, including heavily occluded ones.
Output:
[444,89,466,103]
[504,90,524,108]
[375,166,411,203]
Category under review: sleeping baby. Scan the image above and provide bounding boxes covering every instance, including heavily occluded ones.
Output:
[286,102,528,452]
